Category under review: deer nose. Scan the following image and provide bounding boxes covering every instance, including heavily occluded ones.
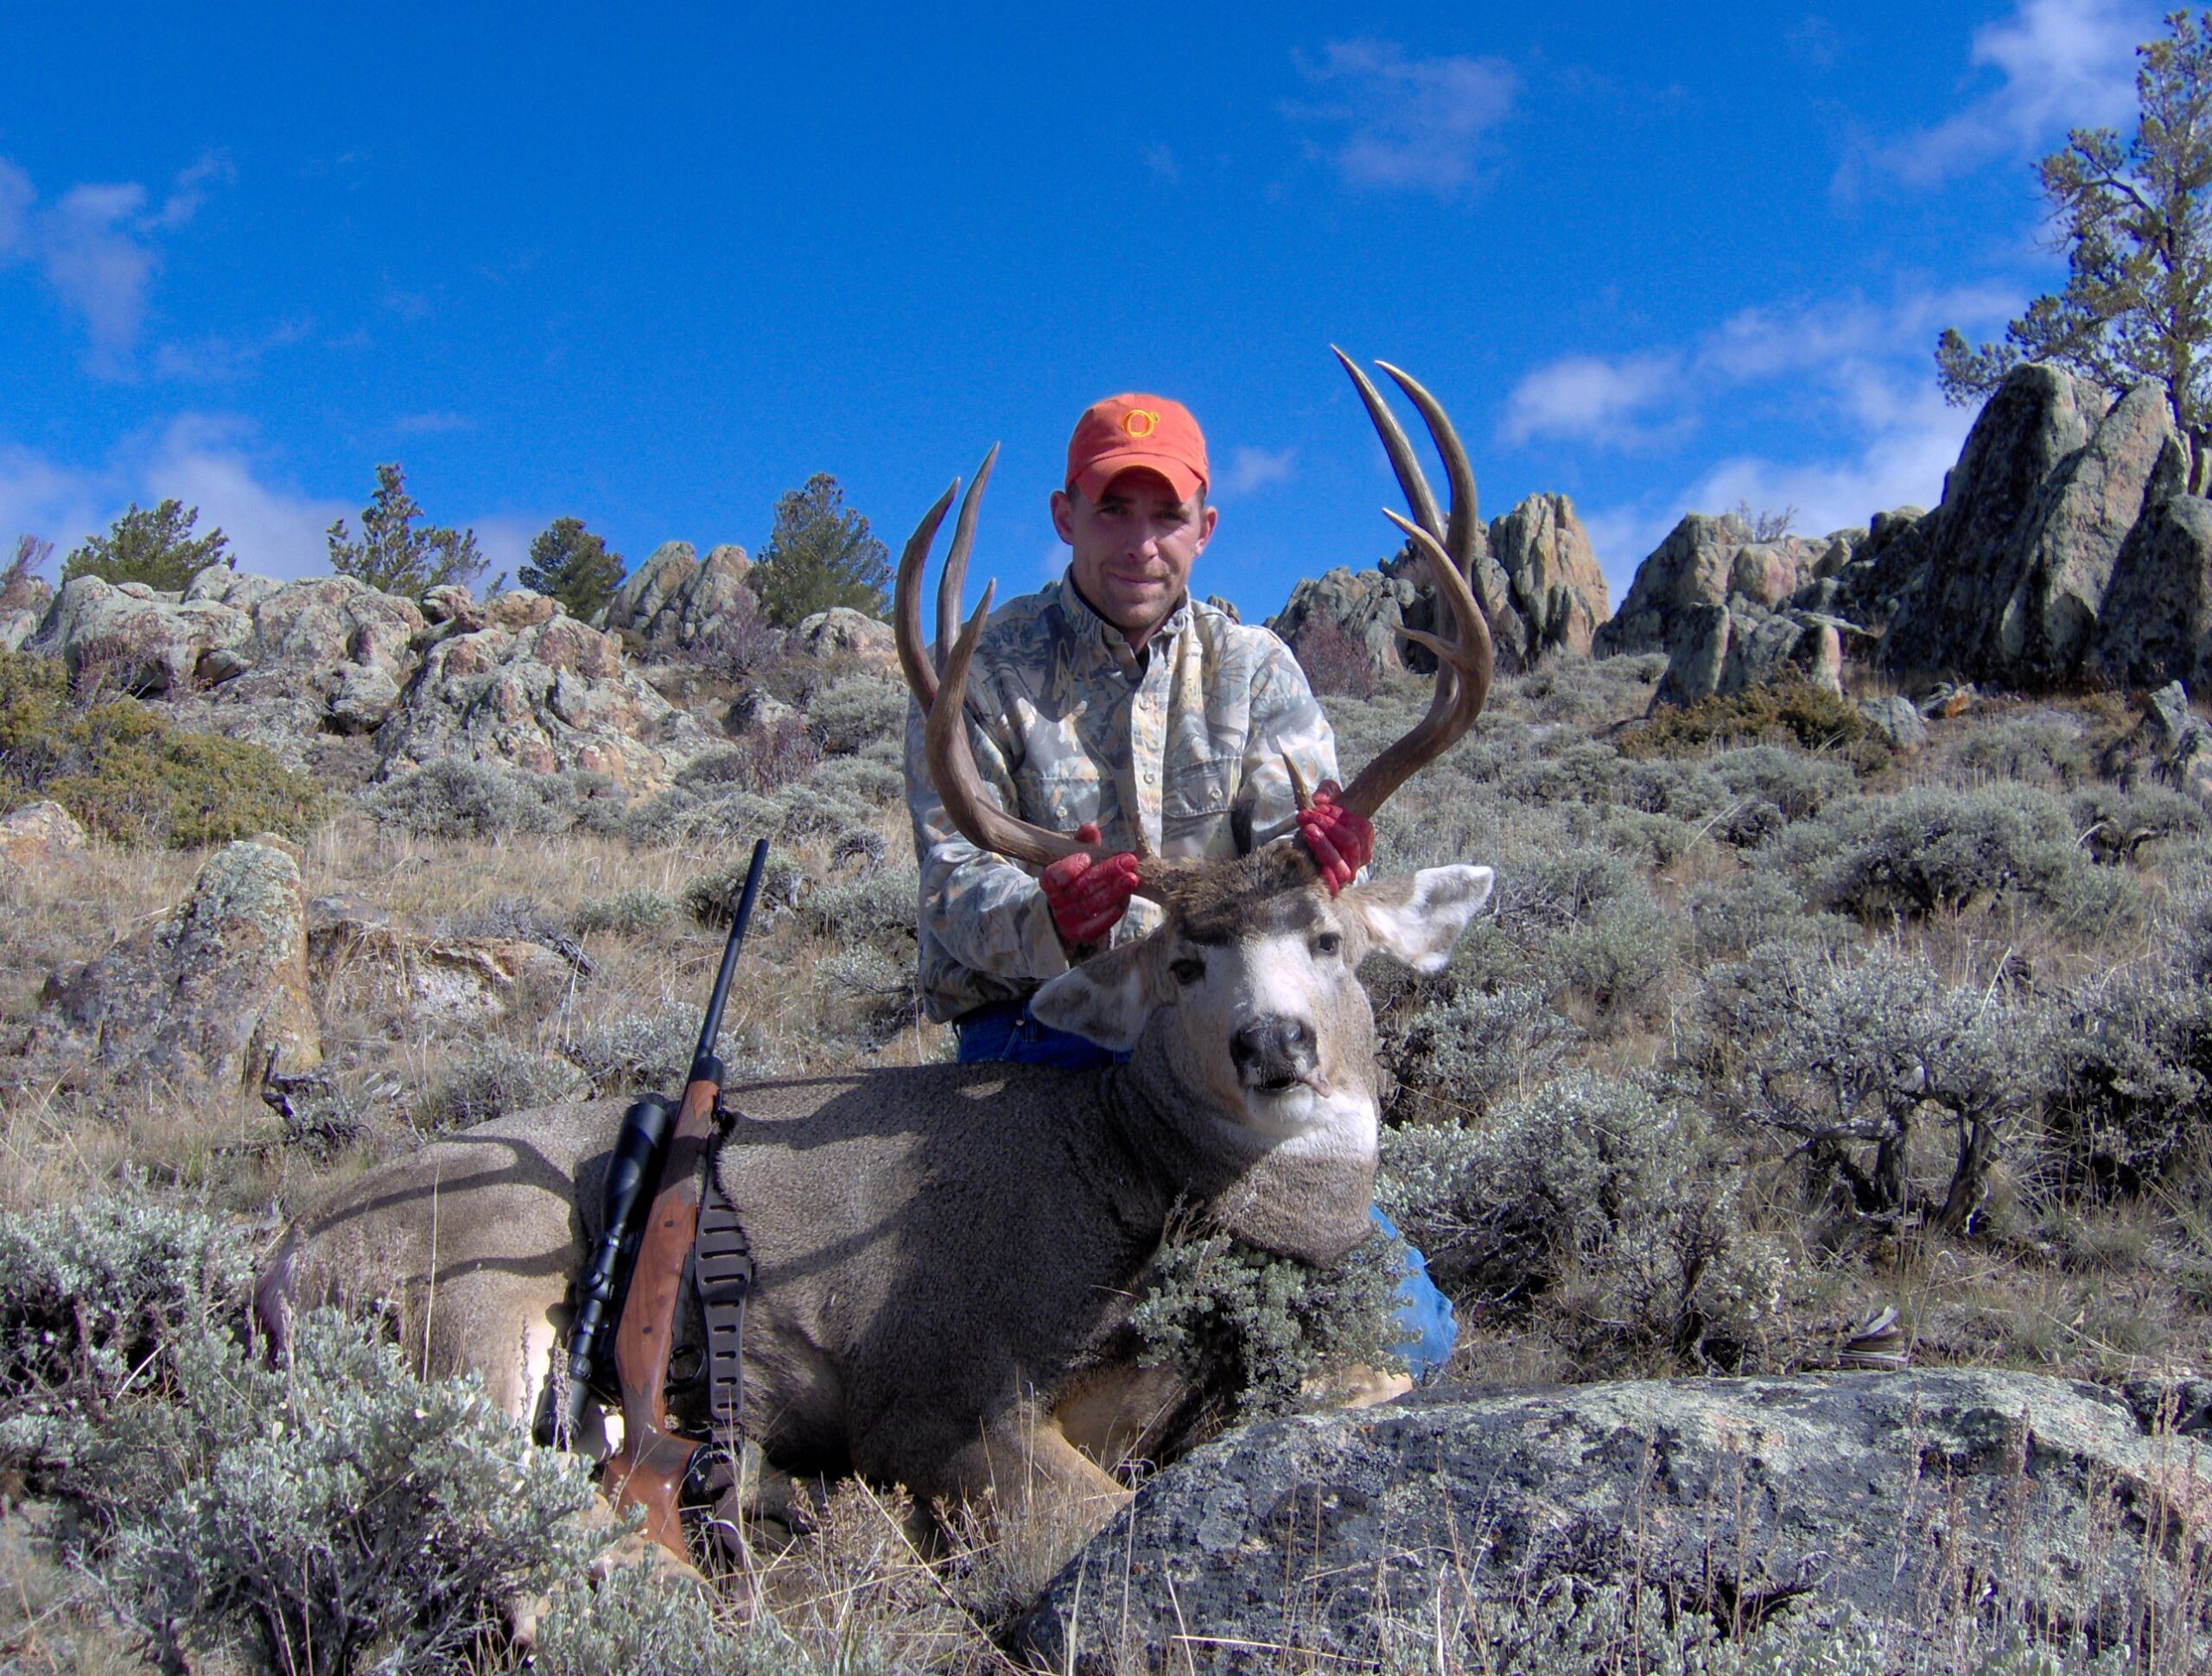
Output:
[1230,1015,1317,1088]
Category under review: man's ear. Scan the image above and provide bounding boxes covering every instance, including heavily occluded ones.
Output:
[1030,936,1171,1051]
[1339,865,1494,974]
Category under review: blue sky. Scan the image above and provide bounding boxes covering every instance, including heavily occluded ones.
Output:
[0,1,2164,619]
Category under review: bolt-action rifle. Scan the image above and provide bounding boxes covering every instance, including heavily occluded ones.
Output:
[586,837,769,1556]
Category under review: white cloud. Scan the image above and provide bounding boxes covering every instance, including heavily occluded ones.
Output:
[391,410,472,435]
[1501,352,1682,445]
[1142,143,1179,184]
[1289,40,1517,196]
[1868,0,2148,184]
[0,152,231,374]
[152,315,314,383]
[1221,445,1297,496]
[0,417,526,585]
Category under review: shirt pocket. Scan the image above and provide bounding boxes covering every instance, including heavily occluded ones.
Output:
[1160,753,1240,854]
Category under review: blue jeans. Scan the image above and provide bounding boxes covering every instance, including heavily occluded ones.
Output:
[955,1002,1458,1382]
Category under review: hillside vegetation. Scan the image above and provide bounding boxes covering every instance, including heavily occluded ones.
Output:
[3,643,2209,1673]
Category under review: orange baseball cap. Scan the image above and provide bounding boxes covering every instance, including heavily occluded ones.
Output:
[1065,393,1209,502]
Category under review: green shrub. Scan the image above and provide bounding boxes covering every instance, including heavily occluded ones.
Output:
[676,718,818,796]
[807,676,906,757]
[534,1558,801,1676]
[566,1005,767,1095]
[111,1310,603,1675]
[1617,679,1889,771]
[2045,963,2212,1197]
[1377,1073,1788,1368]
[1950,709,2092,789]
[0,653,327,847]
[574,887,676,936]
[1684,870,1832,961]
[0,1196,255,1488]
[363,758,591,839]
[681,851,805,924]
[630,784,791,848]
[1708,743,1855,820]
[1387,983,1581,1127]
[416,1043,586,1131]
[1697,942,2050,1231]
[1781,784,2088,922]
[1131,1227,1409,1418]
[803,868,918,947]
[811,752,903,805]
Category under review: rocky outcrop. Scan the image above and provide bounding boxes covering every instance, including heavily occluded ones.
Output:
[1268,568,1419,676]
[1022,1370,2210,1672]
[306,897,574,1026]
[1486,492,1610,658]
[1268,494,1607,680]
[372,607,715,789]
[598,541,755,648]
[1877,367,2182,684]
[2086,494,2212,692]
[794,606,898,673]
[26,570,427,770]
[1593,514,1859,706]
[26,840,318,1089]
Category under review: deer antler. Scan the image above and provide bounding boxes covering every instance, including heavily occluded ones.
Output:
[895,448,1178,899]
[1325,351,1494,821]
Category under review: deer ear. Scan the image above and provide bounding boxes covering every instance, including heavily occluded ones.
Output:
[1029,937,1170,1051]
[1339,865,1493,974]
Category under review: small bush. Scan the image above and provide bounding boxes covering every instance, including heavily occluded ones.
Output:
[677,718,818,796]
[803,868,918,947]
[110,1310,604,1676]
[811,752,903,806]
[1293,619,1378,699]
[363,759,582,839]
[680,851,805,924]
[574,887,676,936]
[0,653,327,847]
[627,784,791,848]
[807,676,906,757]
[1685,870,1832,961]
[416,1042,585,1131]
[1377,1073,1788,1369]
[534,1558,787,1676]
[1132,1227,1408,1418]
[2045,964,2212,1197]
[1708,743,1854,821]
[1950,709,2093,789]
[1617,679,1889,771]
[0,1196,254,1442]
[1781,784,2087,923]
[567,1005,766,1095]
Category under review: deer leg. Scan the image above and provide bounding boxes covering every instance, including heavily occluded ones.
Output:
[949,1406,1132,1532]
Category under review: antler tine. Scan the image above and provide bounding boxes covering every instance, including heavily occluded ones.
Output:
[1332,346,1446,544]
[894,479,961,710]
[896,454,1178,903]
[1376,359,1484,606]
[938,443,998,676]
[1333,510,1492,822]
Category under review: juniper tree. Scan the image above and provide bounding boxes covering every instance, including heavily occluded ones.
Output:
[748,473,891,625]
[60,500,231,591]
[327,463,483,598]
[520,516,625,619]
[1938,10,2212,486]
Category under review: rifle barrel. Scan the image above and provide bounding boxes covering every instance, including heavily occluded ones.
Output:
[691,837,770,1084]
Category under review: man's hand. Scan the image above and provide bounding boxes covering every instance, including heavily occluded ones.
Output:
[1039,822,1141,946]
[1296,780,1373,895]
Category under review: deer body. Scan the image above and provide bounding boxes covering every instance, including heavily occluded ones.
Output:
[256,858,1484,1508]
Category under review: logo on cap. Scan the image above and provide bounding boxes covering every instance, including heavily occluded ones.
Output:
[1122,409,1160,438]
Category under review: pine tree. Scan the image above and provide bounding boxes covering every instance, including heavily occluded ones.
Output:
[748,473,891,626]
[60,500,232,591]
[1937,10,2212,486]
[519,517,625,620]
[327,464,483,598]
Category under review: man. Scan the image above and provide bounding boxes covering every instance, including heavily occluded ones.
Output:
[902,391,1454,1381]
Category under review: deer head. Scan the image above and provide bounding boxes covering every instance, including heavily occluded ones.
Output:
[897,354,1496,1147]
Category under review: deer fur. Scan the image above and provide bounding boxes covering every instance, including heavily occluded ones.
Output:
[255,855,1492,1515]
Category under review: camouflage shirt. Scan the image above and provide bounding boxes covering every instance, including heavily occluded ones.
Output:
[906,568,1339,1022]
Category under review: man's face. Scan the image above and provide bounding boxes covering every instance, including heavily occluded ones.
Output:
[1052,467,1217,647]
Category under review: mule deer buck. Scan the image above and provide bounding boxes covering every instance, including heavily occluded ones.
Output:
[255,353,1495,1533]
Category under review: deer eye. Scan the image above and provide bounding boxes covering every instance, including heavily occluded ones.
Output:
[1313,931,1342,958]
[1169,956,1205,987]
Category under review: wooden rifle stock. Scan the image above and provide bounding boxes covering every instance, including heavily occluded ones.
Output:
[602,838,769,1557]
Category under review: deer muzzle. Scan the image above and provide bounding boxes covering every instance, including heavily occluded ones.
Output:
[1230,1015,1319,1094]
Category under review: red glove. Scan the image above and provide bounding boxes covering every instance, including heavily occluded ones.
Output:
[1296,780,1373,895]
[1039,822,1141,946]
